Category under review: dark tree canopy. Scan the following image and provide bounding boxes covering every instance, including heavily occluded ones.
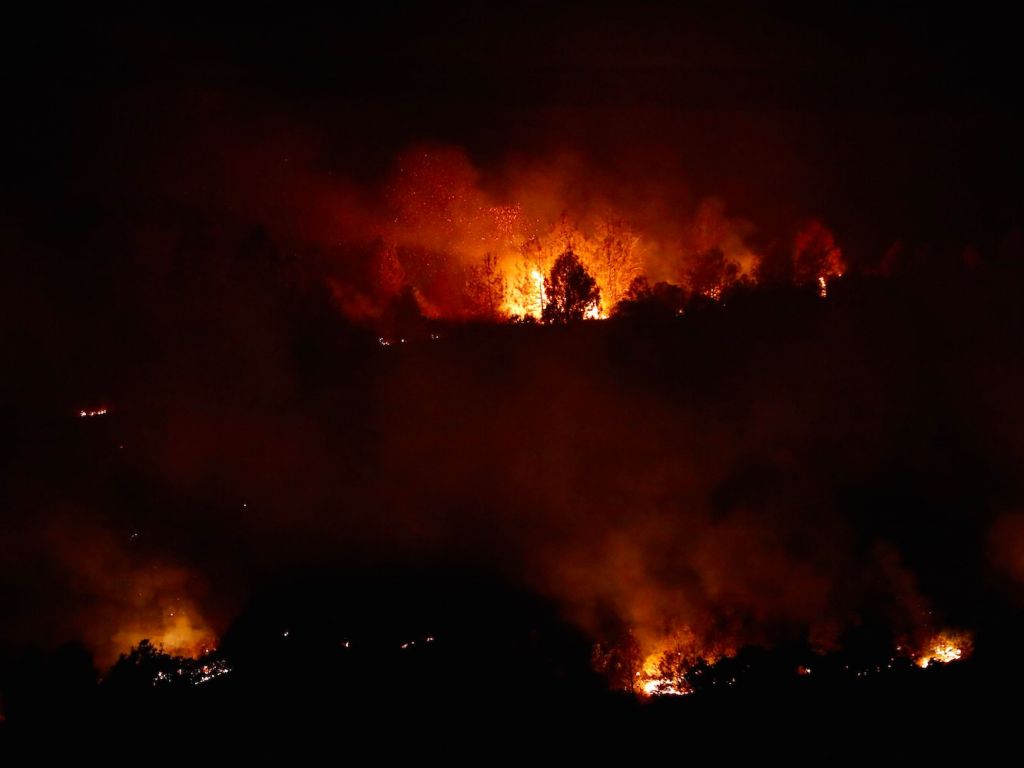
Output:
[612,276,686,321]
[542,250,601,323]
[624,275,652,303]
[104,639,177,692]
[685,248,740,299]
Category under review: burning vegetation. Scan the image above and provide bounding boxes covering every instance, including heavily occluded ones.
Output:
[593,627,976,698]
[325,148,845,329]
[914,631,973,669]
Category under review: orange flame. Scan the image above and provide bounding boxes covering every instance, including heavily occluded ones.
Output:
[915,630,972,669]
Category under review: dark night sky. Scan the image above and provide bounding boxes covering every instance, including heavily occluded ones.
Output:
[6,3,1023,252]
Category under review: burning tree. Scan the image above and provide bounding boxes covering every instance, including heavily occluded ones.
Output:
[509,260,546,320]
[592,218,642,309]
[542,250,601,323]
[505,237,550,320]
[465,252,507,321]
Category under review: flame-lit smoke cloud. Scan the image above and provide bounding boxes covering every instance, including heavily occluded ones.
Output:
[54,527,216,668]
[91,105,798,326]
[2,516,217,668]
[316,144,775,322]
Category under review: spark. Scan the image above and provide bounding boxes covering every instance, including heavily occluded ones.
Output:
[192,659,232,686]
[152,657,232,687]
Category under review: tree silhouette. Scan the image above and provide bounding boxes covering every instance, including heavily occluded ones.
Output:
[465,253,507,321]
[685,248,739,300]
[624,275,652,303]
[542,250,601,323]
[612,276,686,321]
[380,285,427,339]
[591,631,642,694]
[104,639,179,692]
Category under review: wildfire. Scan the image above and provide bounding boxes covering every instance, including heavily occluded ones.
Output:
[192,658,232,685]
[153,657,232,687]
[640,678,689,696]
[504,267,548,319]
[531,270,546,311]
[637,651,692,697]
[703,285,723,302]
[592,628,734,699]
[598,625,975,698]
[915,631,972,669]
[111,607,217,661]
[359,151,855,326]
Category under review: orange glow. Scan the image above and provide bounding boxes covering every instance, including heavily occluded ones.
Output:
[636,650,693,697]
[794,219,845,290]
[49,525,219,667]
[528,269,546,318]
[607,628,734,698]
[111,607,216,660]
[598,624,976,696]
[334,148,816,324]
[915,630,972,669]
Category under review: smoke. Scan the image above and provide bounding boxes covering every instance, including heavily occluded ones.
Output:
[54,526,217,668]
[0,512,217,668]
[4,88,1024,679]
[73,99,786,325]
